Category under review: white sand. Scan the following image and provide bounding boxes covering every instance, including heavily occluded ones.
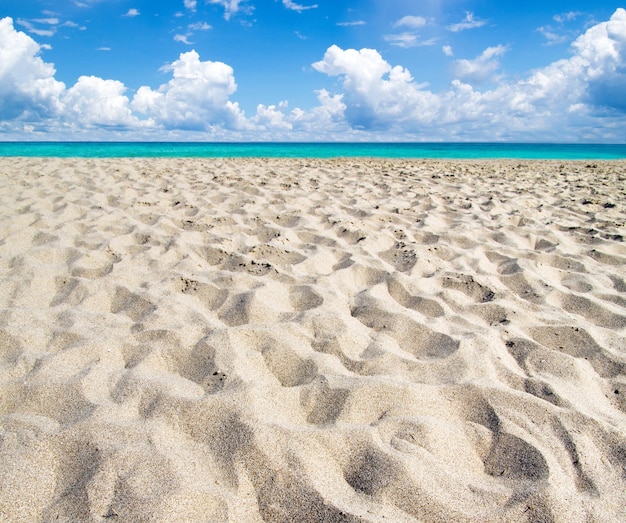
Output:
[0,157,625,522]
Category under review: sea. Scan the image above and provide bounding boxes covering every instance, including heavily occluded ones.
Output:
[0,142,625,160]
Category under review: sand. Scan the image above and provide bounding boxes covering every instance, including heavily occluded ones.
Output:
[0,157,625,522]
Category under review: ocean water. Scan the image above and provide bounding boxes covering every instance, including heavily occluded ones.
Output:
[0,142,625,159]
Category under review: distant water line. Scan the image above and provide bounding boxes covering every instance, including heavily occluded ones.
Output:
[1,142,625,159]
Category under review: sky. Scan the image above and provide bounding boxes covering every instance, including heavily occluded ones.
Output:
[1,1,626,142]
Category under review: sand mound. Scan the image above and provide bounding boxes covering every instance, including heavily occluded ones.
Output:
[1,157,625,522]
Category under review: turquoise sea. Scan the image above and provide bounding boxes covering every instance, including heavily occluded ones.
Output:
[0,142,625,159]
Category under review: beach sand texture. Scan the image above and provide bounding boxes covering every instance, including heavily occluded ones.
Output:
[0,157,625,522]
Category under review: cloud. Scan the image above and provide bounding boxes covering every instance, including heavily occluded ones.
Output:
[207,0,250,20]
[537,25,570,45]
[0,19,246,134]
[312,45,437,130]
[123,9,140,17]
[253,101,292,130]
[384,33,438,48]
[17,18,57,37]
[394,16,426,29]
[2,10,626,141]
[282,0,317,12]
[443,45,453,57]
[131,50,247,130]
[311,10,626,140]
[16,16,80,37]
[0,17,65,121]
[189,22,212,30]
[537,11,587,46]
[453,45,507,85]
[554,12,582,24]
[448,12,487,32]
[174,34,193,44]
[571,7,626,112]
[184,0,197,12]
[384,33,419,48]
[63,76,137,127]
[337,21,366,27]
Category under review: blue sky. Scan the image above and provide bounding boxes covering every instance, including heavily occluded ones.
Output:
[1,1,625,141]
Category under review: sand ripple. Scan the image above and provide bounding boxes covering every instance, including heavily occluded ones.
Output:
[1,158,625,522]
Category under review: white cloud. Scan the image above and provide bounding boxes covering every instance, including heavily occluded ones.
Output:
[32,17,60,25]
[554,12,582,24]
[131,50,247,130]
[312,45,438,130]
[253,101,292,130]
[16,18,56,37]
[63,76,137,127]
[189,22,212,30]
[311,10,626,140]
[174,34,193,44]
[538,11,585,45]
[443,45,453,57]
[384,33,419,48]
[184,0,197,12]
[283,0,318,12]
[569,7,626,111]
[0,17,65,120]
[448,12,487,32]
[123,9,140,17]
[1,10,626,141]
[453,45,507,85]
[537,25,570,45]
[384,33,438,48]
[394,16,426,29]
[207,0,249,20]
[337,21,366,27]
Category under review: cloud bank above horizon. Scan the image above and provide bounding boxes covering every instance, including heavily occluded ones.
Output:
[1,7,626,142]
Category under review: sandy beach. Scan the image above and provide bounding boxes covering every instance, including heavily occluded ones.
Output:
[0,157,625,522]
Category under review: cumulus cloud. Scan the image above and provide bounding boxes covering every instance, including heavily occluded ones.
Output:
[0,17,65,121]
[123,9,140,17]
[0,19,248,134]
[253,101,292,130]
[448,12,487,32]
[63,76,137,127]
[2,10,626,141]
[443,45,453,57]
[568,7,626,111]
[312,45,438,130]
[131,50,247,130]
[453,45,507,85]
[184,0,197,12]
[311,10,626,139]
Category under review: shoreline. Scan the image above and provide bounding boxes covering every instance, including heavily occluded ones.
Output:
[1,157,625,522]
